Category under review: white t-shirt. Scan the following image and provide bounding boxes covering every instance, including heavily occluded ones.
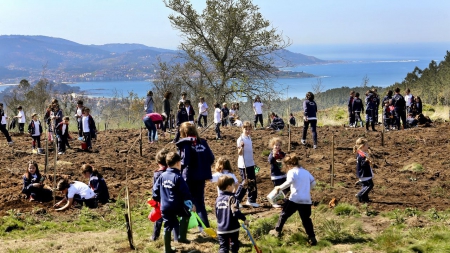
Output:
[229,109,235,118]
[198,102,208,116]
[214,108,222,123]
[17,110,26,123]
[1,113,7,125]
[62,124,67,135]
[278,167,316,204]
[253,102,263,115]
[211,170,239,195]
[234,120,243,127]
[67,181,96,199]
[404,94,413,107]
[32,120,41,136]
[82,115,90,133]
[76,107,83,122]
[237,134,255,168]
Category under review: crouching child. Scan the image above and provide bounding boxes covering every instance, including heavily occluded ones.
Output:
[216,175,248,253]
[152,152,196,253]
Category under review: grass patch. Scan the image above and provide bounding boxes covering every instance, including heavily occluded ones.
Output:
[333,203,359,216]
[261,150,271,156]
[401,163,424,173]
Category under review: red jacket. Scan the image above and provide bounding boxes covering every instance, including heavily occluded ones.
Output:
[144,113,163,124]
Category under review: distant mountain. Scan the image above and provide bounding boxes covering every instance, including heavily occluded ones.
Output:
[0,35,334,82]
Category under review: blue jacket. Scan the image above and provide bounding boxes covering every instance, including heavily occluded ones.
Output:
[348,96,354,112]
[303,100,317,120]
[382,95,392,105]
[28,120,43,135]
[365,92,377,110]
[393,93,405,110]
[22,174,43,194]
[89,175,110,204]
[176,137,215,181]
[268,151,286,178]
[352,98,364,112]
[176,108,188,126]
[215,191,246,234]
[356,151,373,179]
[55,122,70,137]
[270,116,284,130]
[152,168,192,213]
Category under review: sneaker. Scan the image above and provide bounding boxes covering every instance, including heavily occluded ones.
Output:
[8,141,13,146]
[58,152,64,155]
[313,145,317,149]
[272,204,282,208]
[301,139,306,145]
[308,237,317,246]
[269,229,282,238]
[245,201,259,208]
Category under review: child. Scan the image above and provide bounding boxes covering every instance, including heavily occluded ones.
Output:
[289,113,296,126]
[197,97,208,128]
[55,116,71,155]
[221,103,229,127]
[179,91,187,104]
[388,100,395,130]
[269,154,317,246]
[81,107,97,150]
[184,100,195,123]
[302,92,318,148]
[267,112,285,131]
[44,104,54,144]
[152,152,195,252]
[228,104,236,125]
[54,179,97,211]
[215,175,249,253]
[74,100,84,139]
[150,148,170,241]
[352,92,364,128]
[0,103,13,145]
[233,116,243,127]
[253,96,264,128]
[174,102,188,143]
[22,160,51,202]
[144,90,154,113]
[268,137,287,208]
[235,121,259,207]
[354,138,374,203]
[214,103,222,140]
[348,91,355,127]
[365,89,378,131]
[382,101,392,131]
[28,113,43,151]
[81,164,110,204]
[51,104,64,132]
[143,112,166,144]
[14,105,26,134]
[211,157,239,195]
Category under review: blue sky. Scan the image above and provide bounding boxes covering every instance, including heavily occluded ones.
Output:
[1,0,449,52]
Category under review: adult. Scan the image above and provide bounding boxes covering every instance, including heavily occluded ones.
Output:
[179,91,187,104]
[54,179,97,211]
[184,100,195,123]
[22,160,52,202]
[348,91,355,127]
[253,96,264,128]
[74,100,84,139]
[143,113,166,144]
[163,91,172,130]
[404,88,414,114]
[221,103,229,127]
[144,90,154,114]
[176,122,215,233]
[415,96,423,115]
[51,104,63,132]
[267,112,285,130]
[301,92,318,149]
[372,88,380,124]
[365,89,378,131]
[392,87,407,130]
[197,97,208,128]
[0,103,13,145]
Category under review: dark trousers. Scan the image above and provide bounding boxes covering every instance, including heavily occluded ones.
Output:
[83,132,92,149]
[384,117,392,129]
[197,114,207,127]
[143,116,157,142]
[77,120,82,137]
[272,178,289,195]
[218,231,240,253]
[32,136,41,149]
[275,200,315,239]
[174,128,180,142]
[357,179,374,201]
[0,123,12,142]
[73,194,98,208]
[349,110,355,125]
[354,112,363,127]
[58,135,70,152]
[152,218,164,240]
[162,211,179,235]
[236,166,257,203]
[302,120,317,145]
[365,109,376,123]
[164,112,171,131]
[186,180,210,228]
[254,114,263,128]
[395,109,407,129]
[375,107,380,123]
[22,186,52,202]
[215,123,221,138]
[19,123,25,133]
[221,118,228,127]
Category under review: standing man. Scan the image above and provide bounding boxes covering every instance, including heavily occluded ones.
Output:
[404,88,414,114]
[348,91,355,127]
[0,103,13,145]
[74,100,84,140]
[393,87,407,130]
[197,97,208,128]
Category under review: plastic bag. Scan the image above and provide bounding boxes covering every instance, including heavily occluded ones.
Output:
[147,199,161,222]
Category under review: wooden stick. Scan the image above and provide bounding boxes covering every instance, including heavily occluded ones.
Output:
[288,123,291,152]
[331,135,335,187]
[381,128,384,147]
[53,134,57,205]
[139,126,142,157]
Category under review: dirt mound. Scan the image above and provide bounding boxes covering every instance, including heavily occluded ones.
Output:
[1,123,450,216]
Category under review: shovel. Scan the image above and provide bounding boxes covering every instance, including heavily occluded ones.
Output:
[241,223,262,253]
[192,212,217,238]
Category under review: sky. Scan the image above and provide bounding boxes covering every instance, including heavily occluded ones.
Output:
[1,0,449,53]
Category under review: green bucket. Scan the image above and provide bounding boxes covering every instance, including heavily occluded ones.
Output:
[188,212,199,229]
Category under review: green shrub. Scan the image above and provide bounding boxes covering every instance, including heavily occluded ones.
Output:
[261,150,271,156]
[334,203,359,216]
[422,104,435,112]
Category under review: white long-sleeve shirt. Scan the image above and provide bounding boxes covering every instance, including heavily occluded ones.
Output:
[279,167,316,204]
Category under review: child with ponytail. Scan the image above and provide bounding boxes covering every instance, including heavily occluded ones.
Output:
[81,164,110,204]
[353,138,374,203]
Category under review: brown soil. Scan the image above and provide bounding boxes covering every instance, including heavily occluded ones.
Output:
[1,123,450,217]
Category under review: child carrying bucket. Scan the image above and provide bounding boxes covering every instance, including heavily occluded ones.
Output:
[268,137,287,208]
[150,148,170,241]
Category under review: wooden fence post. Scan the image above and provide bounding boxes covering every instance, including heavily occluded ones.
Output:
[331,135,335,187]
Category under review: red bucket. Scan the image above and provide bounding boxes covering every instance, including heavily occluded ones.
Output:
[81,142,88,150]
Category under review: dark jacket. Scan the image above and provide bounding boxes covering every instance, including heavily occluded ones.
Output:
[186,106,195,122]
[28,120,43,136]
[268,151,286,178]
[89,175,110,204]
[215,192,246,234]
[356,151,373,179]
[82,115,97,138]
[289,116,296,126]
[270,116,285,130]
[22,174,43,194]
[348,96,354,112]
[176,108,188,126]
[163,99,171,115]
[176,137,215,181]
[53,109,64,127]
[383,105,392,119]
[303,100,317,120]
[55,122,70,137]
[416,101,422,114]
[365,92,377,110]
[352,98,364,112]
[221,107,229,118]
[393,93,406,110]
[152,168,192,213]
[382,95,392,105]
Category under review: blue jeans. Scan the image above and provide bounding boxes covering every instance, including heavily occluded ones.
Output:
[143,116,157,142]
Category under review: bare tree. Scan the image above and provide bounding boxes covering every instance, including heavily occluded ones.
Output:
[311,78,324,94]
[361,74,370,88]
